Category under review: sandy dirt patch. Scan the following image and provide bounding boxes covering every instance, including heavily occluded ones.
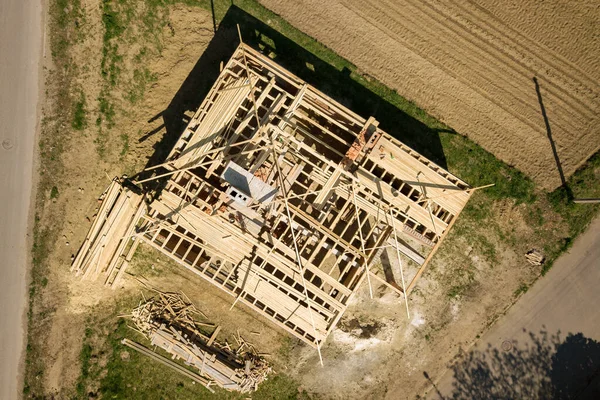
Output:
[259,0,600,189]
[273,194,546,399]
[37,4,215,396]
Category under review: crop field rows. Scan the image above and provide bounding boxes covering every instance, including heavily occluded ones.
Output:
[260,0,600,188]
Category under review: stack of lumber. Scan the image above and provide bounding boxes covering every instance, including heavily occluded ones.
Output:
[525,249,545,266]
[172,76,255,170]
[71,178,145,287]
[126,290,271,393]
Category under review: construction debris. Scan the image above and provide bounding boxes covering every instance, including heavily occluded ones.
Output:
[125,289,271,393]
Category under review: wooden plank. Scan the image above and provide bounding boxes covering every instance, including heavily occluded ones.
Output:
[71,180,122,273]
[174,81,254,169]
[313,168,342,209]
[80,189,142,279]
[388,237,425,265]
[207,326,221,347]
[369,271,404,296]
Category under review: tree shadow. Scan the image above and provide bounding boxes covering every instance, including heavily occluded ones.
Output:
[552,333,600,399]
[440,329,600,399]
[136,5,449,190]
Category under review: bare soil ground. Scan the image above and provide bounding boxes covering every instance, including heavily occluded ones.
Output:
[31,3,215,396]
[285,197,546,399]
[259,0,600,189]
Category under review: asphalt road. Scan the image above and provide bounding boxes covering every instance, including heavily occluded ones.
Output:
[427,216,600,399]
[0,0,44,398]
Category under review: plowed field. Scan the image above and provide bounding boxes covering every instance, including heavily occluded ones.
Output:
[260,0,600,189]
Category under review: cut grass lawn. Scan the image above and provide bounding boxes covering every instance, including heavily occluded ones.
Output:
[71,92,88,131]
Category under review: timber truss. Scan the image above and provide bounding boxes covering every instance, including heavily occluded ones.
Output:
[72,42,473,355]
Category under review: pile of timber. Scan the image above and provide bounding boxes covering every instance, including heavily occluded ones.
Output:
[525,249,545,266]
[126,290,271,393]
[71,178,145,287]
[129,289,207,335]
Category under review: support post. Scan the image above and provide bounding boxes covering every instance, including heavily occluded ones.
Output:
[390,209,410,319]
[351,183,374,299]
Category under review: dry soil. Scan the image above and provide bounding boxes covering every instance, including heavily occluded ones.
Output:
[37,4,216,395]
[431,216,600,398]
[259,0,600,189]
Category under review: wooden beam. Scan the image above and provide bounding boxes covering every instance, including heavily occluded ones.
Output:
[351,184,373,299]
[207,325,221,347]
[389,209,410,318]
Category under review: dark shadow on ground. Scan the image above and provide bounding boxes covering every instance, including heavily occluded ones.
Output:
[136,5,449,190]
[430,329,600,399]
[534,77,573,200]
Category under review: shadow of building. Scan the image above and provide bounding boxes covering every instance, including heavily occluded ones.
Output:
[137,5,449,190]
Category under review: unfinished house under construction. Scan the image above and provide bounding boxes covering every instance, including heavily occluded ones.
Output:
[72,42,473,354]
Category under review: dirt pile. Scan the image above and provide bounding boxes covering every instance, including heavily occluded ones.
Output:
[259,0,600,189]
